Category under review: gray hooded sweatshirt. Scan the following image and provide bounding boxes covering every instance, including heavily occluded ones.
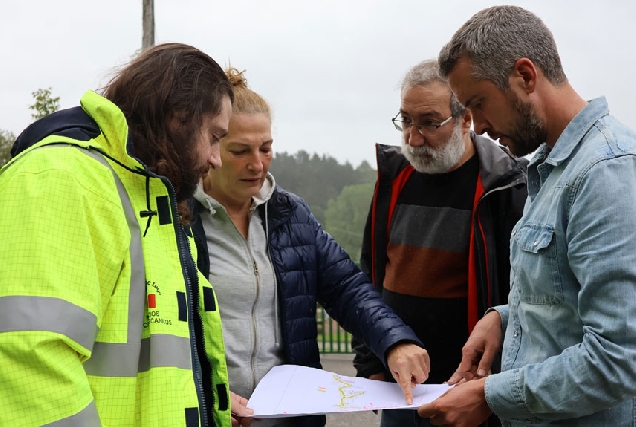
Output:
[194,174,291,427]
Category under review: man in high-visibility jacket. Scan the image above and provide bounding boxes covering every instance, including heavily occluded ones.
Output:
[0,43,234,426]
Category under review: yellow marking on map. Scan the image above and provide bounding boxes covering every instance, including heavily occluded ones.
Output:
[333,374,365,408]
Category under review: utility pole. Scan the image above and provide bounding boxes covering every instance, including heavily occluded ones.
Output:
[142,0,155,51]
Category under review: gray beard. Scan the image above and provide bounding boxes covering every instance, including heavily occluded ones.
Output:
[401,123,466,174]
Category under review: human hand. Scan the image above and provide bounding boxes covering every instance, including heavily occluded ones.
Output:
[417,377,492,426]
[447,311,502,386]
[231,391,255,427]
[386,343,430,404]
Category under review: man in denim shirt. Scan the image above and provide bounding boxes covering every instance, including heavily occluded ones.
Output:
[417,5,636,427]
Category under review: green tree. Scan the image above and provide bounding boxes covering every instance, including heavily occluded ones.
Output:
[324,182,375,264]
[0,129,16,168]
[29,87,60,121]
[270,151,375,225]
[356,160,377,184]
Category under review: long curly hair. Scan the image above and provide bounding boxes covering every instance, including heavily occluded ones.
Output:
[103,43,234,222]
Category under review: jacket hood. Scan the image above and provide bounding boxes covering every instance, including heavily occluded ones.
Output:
[194,173,276,213]
[11,106,101,158]
[10,91,139,170]
[253,173,276,207]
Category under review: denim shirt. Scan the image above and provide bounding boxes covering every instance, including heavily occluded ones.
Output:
[484,98,636,426]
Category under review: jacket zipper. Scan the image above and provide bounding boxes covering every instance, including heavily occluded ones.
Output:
[251,257,260,391]
[164,177,209,427]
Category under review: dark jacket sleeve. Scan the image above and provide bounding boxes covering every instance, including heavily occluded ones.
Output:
[352,197,387,377]
[299,196,423,368]
[492,160,529,307]
[351,337,385,378]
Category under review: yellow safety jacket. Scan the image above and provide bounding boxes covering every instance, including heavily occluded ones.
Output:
[0,91,231,426]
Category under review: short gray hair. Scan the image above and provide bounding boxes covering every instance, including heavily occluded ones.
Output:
[401,59,465,118]
[438,5,567,90]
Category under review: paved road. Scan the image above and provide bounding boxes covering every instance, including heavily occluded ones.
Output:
[320,353,381,427]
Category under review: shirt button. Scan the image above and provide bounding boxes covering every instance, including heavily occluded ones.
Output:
[533,241,538,246]
[513,330,518,337]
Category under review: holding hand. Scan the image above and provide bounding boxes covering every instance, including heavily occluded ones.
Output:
[416,310,503,425]
[231,391,255,427]
[417,378,491,426]
[386,343,430,404]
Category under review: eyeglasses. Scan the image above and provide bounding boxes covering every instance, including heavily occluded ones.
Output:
[392,113,454,136]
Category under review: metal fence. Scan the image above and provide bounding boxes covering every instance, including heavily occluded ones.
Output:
[316,305,353,354]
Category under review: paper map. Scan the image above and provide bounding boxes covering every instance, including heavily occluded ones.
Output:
[247,365,451,418]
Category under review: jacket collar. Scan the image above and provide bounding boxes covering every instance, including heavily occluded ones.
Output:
[471,131,527,191]
[191,181,296,236]
[194,173,276,214]
[79,90,140,169]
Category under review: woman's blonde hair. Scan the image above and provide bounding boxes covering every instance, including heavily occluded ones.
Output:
[225,67,271,119]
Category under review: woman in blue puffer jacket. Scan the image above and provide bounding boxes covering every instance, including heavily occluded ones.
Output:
[190,67,429,427]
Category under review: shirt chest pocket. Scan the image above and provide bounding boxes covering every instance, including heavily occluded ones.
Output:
[511,224,564,305]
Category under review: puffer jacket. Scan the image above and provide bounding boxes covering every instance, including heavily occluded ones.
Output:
[192,185,423,427]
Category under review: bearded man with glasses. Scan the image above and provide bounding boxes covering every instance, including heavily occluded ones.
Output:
[352,59,528,427]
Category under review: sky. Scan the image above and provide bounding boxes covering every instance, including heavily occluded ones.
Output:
[1,0,634,167]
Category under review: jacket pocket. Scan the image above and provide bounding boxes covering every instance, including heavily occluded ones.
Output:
[511,224,563,305]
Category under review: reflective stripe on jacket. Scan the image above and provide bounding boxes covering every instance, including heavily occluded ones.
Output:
[0,91,230,427]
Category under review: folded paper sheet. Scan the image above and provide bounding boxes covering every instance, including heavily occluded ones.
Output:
[247,365,452,418]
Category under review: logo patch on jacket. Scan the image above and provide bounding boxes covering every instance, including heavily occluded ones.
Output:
[144,280,173,327]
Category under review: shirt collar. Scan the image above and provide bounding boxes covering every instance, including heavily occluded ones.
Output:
[542,97,610,167]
